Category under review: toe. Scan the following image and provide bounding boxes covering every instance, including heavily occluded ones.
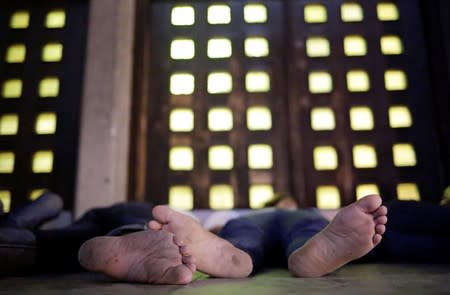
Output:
[148,220,163,230]
[152,205,172,224]
[375,224,386,235]
[179,245,191,256]
[374,215,388,225]
[160,265,193,285]
[186,263,196,273]
[372,233,382,245]
[356,195,382,213]
[373,205,388,218]
[182,254,195,265]
[173,235,185,246]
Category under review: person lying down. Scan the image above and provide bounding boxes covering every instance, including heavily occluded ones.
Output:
[78,194,387,284]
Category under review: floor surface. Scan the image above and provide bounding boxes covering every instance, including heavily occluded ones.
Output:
[0,264,449,295]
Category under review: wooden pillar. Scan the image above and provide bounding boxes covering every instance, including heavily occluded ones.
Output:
[75,0,135,216]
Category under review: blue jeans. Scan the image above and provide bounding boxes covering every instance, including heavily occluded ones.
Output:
[218,208,329,273]
[368,200,450,263]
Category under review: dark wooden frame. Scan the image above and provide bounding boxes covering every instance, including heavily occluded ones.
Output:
[0,0,89,210]
[421,0,450,190]
[129,0,450,207]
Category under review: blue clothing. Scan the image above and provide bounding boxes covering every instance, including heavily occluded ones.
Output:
[367,200,450,263]
[34,202,153,272]
[219,208,329,272]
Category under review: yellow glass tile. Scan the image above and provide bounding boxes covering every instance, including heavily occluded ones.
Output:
[209,145,234,170]
[10,10,30,29]
[350,106,374,130]
[393,143,417,167]
[346,70,370,92]
[170,109,194,132]
[0,152,15,173]
[208,72,232,94]
[249,184,274,209]
[210,185,234,209]
[304,4,327,23]
[380,35,403,55]
[169,147,193,170]
[0,190,11,212]
[377,3,400,21]
[389,106,412,128]
[311,107,335,131]
[171,39,195,60]
[344,35,367,56]
[341,3,363,22]
[248,144,272,169]
[171,6,195,26]
[247,106,272,131]
[170,73,195,95]
[306,37,330,57]
[29,189,47,201]
[356,184,380,200]
[316,186,341,209]
[244,4,267,23]
[314,146,338,170]
[353,145,377,168]
[169,186,193,210]
[32,151,54,173]
[208,38,232,58]
[6,44,26,63]
[208,4,231,24]
[208,107,233,131]
[385,70,407,91]
[45,9,66,28]
[39,77,60,97]
[35,112,57,134]
[42,43,63,62]
[309,72,333,93]
[246,71,270,92]
[2,79,22,98]
[0,114,19,135]
[397,183,420,201]
[245,37,269,57]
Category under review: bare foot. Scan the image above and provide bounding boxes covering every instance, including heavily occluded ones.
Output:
[149,205,253,278]
[78,230,194,284]
[288,194,388,277]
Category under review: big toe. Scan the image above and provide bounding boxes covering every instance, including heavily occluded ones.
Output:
[152,205,171,223]
[160,264,193,285]
[356,195,382,213]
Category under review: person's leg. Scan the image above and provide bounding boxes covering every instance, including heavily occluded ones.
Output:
[288,195,388,277]
[372,230,450,263]
[0,192,63,276]
[385,200,450,234]
[34,202,154,273]
[33,221,104,272]
[278,209,329,263]
[366,200,450,263]
[218,210,282,273]
[1,192,63,229]
[149,206,253,278]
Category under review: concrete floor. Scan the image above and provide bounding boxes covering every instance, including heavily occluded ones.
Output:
[0,264,449,295]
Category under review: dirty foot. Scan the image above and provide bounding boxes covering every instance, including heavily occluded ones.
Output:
[149,205,253,278]
[288,194,388,277]
[78,230,194,284]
